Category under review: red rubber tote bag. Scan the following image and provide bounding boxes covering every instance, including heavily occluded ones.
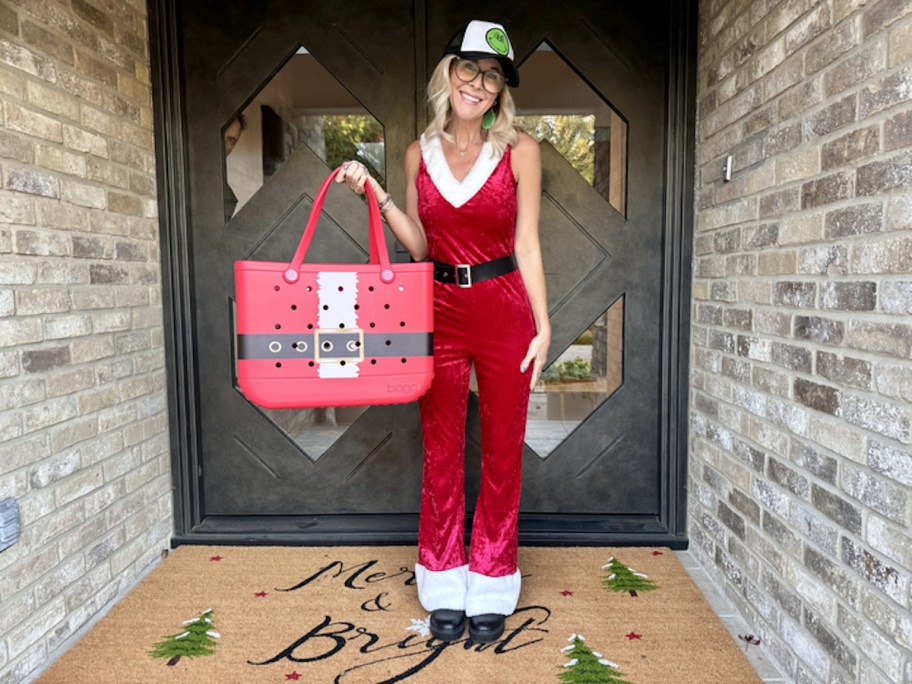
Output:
[234,167,434,408]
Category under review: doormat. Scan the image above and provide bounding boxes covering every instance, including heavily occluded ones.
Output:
[39,545,761,683]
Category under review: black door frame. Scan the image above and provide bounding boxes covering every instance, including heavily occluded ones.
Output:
[148,0,697,549]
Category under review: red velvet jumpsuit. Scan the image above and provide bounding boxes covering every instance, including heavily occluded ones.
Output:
[414,134,535,617]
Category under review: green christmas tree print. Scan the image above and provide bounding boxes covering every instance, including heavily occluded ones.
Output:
[558,634,632,683]
[150,608,220,666]
[602,556,657,597]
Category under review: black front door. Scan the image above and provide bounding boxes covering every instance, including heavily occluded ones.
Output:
[152,0,695,546]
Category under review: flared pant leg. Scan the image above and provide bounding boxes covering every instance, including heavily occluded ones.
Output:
[415,315,471,612]
[465,293,533,616]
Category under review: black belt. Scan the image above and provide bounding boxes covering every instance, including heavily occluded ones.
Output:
[432,254,517,287]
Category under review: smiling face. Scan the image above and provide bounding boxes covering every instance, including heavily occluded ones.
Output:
[448,57,501,124]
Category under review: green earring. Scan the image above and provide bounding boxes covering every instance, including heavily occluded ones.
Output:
[482,108,496,130]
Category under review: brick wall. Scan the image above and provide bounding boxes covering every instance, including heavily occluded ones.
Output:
[692,0,911,682]
[0,0,170,681]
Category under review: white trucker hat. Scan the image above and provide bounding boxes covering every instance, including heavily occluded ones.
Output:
[443,20,519,87]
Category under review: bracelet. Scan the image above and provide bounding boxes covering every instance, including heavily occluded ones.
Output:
[377,193,395,214]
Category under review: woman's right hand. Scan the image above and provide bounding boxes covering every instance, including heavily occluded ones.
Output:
[335,160,383,201]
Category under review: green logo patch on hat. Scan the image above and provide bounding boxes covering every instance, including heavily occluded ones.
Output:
[485,28,509,56]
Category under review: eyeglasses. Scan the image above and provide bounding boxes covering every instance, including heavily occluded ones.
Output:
[453,59,505,94]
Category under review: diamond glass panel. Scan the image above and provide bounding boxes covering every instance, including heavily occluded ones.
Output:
[513,42,627,215]
[223,46,385,223]
[228,44,384,460]
[525,296,624,458]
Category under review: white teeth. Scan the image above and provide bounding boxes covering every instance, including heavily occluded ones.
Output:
[460,92,481,104]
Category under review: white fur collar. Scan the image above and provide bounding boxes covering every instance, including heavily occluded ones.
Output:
[420,133,501,208]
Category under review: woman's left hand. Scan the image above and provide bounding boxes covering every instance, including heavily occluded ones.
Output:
[520,329,551,390]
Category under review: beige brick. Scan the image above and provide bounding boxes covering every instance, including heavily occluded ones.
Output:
[86,158,130,190]
[26,79,79,121]
[758,250,797,275]
[115,285,149,307]
[15,287,69,315]
[35,199,89,231]
[889,16,912,66]
[743,161,775,196]
[738,280,773,304]
[0,259,38,285]
[116,71,150,105]
[89,211,128,237]
[62,124,107,157]
[0,318,43,346]
[23,396,77,432]
[77,386,121,414]
[37,260,90,285]
[61,179,105,208]
[46,367,94,398]
[69,335,115,363]
[0,193,35,224]
[4,101,62,142]
[0,290,14,318]
[92,310,131,333]
[98,402,136,432]
[886,194,912,231]
[54,465,103,506]
[0,66,27,99]
[107,140,146,171]
[0,348,19,376]
[809,415,866,462]
[779,214,824,245]
[134,59,150,85]
[44,313,91,340]
[107,191,143,216]
[35,145,87,178]
[71,286,115,309]
[776,147,820,185]
[82,104,137,143]
[0,129,35,164]
[74,49,117,88]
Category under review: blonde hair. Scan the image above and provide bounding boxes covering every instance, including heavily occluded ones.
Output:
[424,55,519,158]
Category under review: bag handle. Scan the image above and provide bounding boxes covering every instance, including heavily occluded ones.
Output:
[283,166,395,284]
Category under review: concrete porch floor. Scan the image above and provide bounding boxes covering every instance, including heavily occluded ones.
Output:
[675,550,788,682]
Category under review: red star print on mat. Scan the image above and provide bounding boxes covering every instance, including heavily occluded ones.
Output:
[255,591,268,597]
[626,631,643,640]
[560,590,574,596]
[651,550,664,556]
[209,555,223,561]
[285,672,302,680]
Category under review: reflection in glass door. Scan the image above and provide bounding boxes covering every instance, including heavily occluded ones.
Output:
[224,45,387,460]
[512,43,629,458]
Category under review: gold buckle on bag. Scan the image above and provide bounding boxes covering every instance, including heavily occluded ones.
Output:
[313,328,365,363]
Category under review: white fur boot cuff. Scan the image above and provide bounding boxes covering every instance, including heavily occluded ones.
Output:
[415,563,468,612]
[465,569,522,617]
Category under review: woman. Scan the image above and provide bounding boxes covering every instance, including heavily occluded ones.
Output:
[336,19,550,644]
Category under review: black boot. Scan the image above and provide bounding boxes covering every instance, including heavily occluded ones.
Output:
[429,609,466,641]
[468,614,505,643]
